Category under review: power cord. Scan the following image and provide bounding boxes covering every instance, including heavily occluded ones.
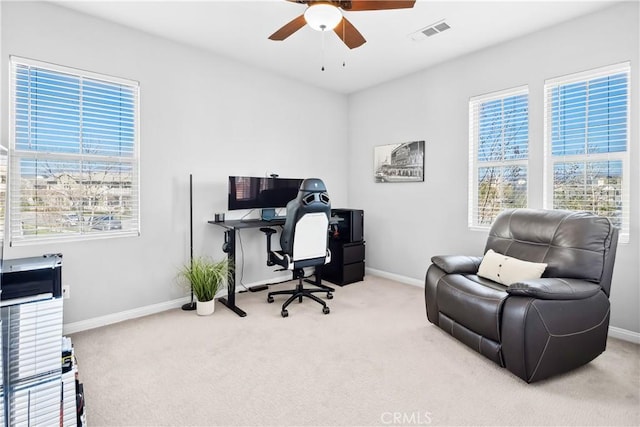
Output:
[235,230,249,292]
[235,225,316,293]
[239,209,256,222]
[236,229,302,291]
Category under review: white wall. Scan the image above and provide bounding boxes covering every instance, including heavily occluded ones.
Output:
[348,2,640,333]
[0,1,349,324]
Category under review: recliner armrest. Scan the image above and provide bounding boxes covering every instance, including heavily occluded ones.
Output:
[431,255,482,274]
[506,278,602,300]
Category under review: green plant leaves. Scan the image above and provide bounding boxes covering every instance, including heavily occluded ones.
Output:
[180,257,232,302]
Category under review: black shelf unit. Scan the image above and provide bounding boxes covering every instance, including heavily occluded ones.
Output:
[323,209,365,286]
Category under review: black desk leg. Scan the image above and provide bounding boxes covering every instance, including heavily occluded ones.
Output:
[218,228,247,317]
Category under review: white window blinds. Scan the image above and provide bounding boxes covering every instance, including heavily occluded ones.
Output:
[469,86,529,228]
[544,62,630,243]
[9,57,140,244]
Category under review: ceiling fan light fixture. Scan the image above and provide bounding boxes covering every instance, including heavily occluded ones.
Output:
[304,3,342,32]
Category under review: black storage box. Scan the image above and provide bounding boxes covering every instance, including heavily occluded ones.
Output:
[1,254,63,301]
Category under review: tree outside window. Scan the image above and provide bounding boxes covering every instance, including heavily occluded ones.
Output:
[545,63,629,242]
[469,88,528,227]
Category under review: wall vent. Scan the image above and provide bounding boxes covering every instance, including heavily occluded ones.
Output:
[409,20,451,41]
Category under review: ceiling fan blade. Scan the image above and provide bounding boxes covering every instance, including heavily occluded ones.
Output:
[346,1,416,11]
[334,17,366,49]
[269,14,307,41]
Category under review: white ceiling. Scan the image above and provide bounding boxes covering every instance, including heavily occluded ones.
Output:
[53,0,618,94]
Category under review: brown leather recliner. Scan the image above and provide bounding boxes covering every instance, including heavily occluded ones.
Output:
[425,208,618,383]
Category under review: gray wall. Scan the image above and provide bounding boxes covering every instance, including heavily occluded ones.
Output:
[0,1,349,324]
[347,2,639,333]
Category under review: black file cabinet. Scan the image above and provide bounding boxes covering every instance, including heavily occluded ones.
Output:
[323,240,365,286]
[323,209,365,286]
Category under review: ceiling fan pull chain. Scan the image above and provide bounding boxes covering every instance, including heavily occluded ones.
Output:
[340,19,345,68]
[321,28,326,71]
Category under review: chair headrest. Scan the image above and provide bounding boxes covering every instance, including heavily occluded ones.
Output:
[299,178,327,193]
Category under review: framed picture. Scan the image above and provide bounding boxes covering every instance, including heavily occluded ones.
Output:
[374,140,425,183]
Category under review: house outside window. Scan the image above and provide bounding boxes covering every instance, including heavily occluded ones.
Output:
[469,86,529,228]
[8,57,140,245]
[544,62,630,243]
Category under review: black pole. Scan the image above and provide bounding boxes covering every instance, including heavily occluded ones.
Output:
[182,173,197,311]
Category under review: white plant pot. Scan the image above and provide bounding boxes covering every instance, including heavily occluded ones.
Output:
[196,299,215,316]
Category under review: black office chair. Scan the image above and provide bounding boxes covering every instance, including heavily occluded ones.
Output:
[260,178,333,317]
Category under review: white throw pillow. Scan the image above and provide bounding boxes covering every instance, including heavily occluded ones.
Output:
[477,249,547,285]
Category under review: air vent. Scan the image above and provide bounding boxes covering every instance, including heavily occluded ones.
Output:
[409,19,451,41]
[433,22,450,33]
[422,27,438,37]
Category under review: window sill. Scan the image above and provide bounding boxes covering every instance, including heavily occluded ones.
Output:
[10,230,140,247]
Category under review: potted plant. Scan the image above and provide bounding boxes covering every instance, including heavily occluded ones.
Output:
[180,256,230,315]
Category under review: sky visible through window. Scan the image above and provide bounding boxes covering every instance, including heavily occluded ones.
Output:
[11,60,139,242]
[473,68,628,230]
[548,71,627,229]
[15,66,135,157]
[478,94,529,162]
[550,73,627,158]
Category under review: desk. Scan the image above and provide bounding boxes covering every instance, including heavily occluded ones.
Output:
[209,218,334,317]
[208,218,286,317]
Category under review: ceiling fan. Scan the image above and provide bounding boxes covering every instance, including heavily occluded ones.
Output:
[269,0,417,49]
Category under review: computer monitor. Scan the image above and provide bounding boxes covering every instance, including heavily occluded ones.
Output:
[228,176,303,211]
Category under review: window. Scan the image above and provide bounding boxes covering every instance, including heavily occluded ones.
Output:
[0,146,7,243]
[9,57,140,244]
[469,86,529,228]
[544,63,630,243]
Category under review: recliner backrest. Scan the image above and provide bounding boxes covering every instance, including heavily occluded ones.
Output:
[280,178,331,261]
[485,208,618,295]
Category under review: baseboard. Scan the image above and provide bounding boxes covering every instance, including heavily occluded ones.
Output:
[63,297,190,335]
[608,326,640,344]
[365,267,640,345]
[365,267,424,287]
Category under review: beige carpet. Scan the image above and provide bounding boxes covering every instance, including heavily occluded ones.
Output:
[70,276,640,426]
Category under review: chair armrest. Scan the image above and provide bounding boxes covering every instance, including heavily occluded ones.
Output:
[506,278,602,300]
[431,255,482,274]
[260,227,277,247]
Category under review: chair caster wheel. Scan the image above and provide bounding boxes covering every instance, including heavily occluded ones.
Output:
[267,296,274,303]
[281,309,289,318]
[322,306,330,314]
[327,293,333,299]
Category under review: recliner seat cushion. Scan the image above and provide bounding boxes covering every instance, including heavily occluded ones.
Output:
[436,274,508,342]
